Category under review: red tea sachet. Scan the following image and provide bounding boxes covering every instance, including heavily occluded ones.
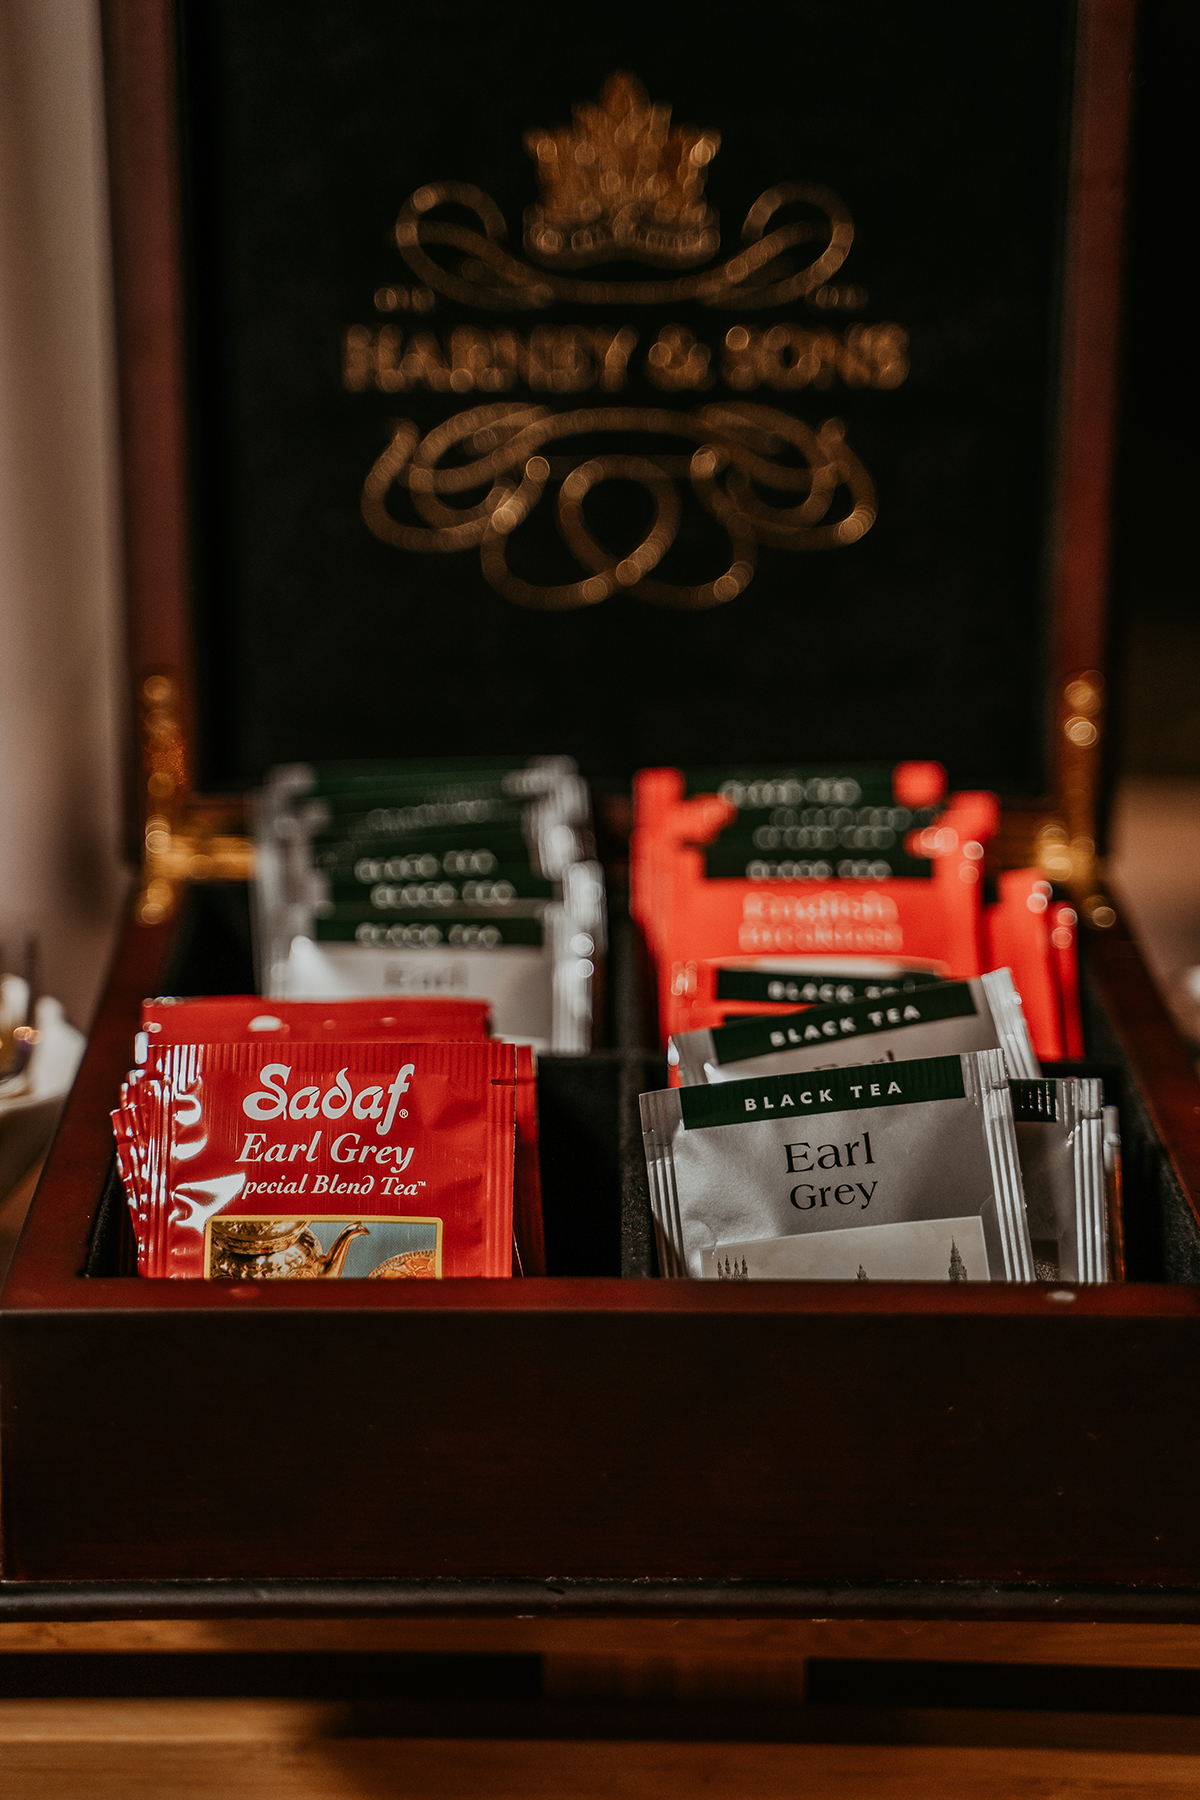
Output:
[634,767,1000,1045]
[631,765,1083,1062]
[140,994,491,1045]
[129,994,547,1274]
[114,1039,516,1280]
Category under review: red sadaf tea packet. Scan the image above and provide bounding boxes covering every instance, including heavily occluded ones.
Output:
[133,995,546,1275]
[114,1039,515,1280]
[141,994,491,1044]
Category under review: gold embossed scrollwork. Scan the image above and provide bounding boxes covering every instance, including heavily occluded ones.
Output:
[361,402,876,611]
[393,180,854,314]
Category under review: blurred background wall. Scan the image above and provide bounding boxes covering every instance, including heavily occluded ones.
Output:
[0,0,127,1031]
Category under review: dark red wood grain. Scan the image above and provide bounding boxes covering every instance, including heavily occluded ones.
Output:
[99,0,195,820]
[1087,912,1200,1217]
[4,1270,1200,1585]
[1051,0,1137,693]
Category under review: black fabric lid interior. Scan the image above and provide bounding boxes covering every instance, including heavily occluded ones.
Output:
[177,0,1076,793]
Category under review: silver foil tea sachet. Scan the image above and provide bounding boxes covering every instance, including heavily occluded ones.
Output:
[1102,1104,1125,1280]
[669,968,1038,1086]
[1010,1077,1108,1282]
[640,1049,1033,1282]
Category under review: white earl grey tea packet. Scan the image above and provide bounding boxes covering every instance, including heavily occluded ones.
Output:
[1010,1077,1108,1282]
[669,969,1038,1086]
[640,1049,1033,1282]
[251,761,604,1051]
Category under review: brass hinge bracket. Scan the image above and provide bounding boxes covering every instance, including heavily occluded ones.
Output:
[133,673,253,926]
[1021,670,1116,929]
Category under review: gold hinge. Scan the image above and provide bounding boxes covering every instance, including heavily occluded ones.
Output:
[133,672,254,926]
[946,670,1117,932]
[1031,669,1115,929]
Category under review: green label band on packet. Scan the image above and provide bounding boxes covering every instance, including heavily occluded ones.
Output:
[312,812,583,886]
[685,766,899,809]
[323,868,556,907]
[301,780,585,841]
[711,981,977,1066]
[702,802,937,883]
[313,800,531,839]
[1008,1078,1059,1124]
[705,845,934,882]
[305,800,584,881]
[266,761,585,860]
[682,765,939,883]
[641,1048,1033,1282]
[320,892,548,923]
[316,815,532,849]
[679,1052,968,1130]
[316,914,546,948]
[714,967,944,1006]
[278,758,573,804]
[316,837,533,879]
[670,969,1039,1088]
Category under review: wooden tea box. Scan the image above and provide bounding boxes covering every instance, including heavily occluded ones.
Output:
[7,0,1200,1623]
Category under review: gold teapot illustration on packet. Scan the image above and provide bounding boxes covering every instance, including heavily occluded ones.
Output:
[208,1218,436,1280]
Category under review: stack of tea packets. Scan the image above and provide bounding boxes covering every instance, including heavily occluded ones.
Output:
[643,964,1114,1284]
[113,994,545,1279]
[253,759,605,1051]
[631,761,1086,1062]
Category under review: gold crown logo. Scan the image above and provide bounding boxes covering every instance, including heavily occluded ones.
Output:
[524,73,720,271]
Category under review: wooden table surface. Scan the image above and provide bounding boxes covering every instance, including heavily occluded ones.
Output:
[3,1611,1200,1797]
